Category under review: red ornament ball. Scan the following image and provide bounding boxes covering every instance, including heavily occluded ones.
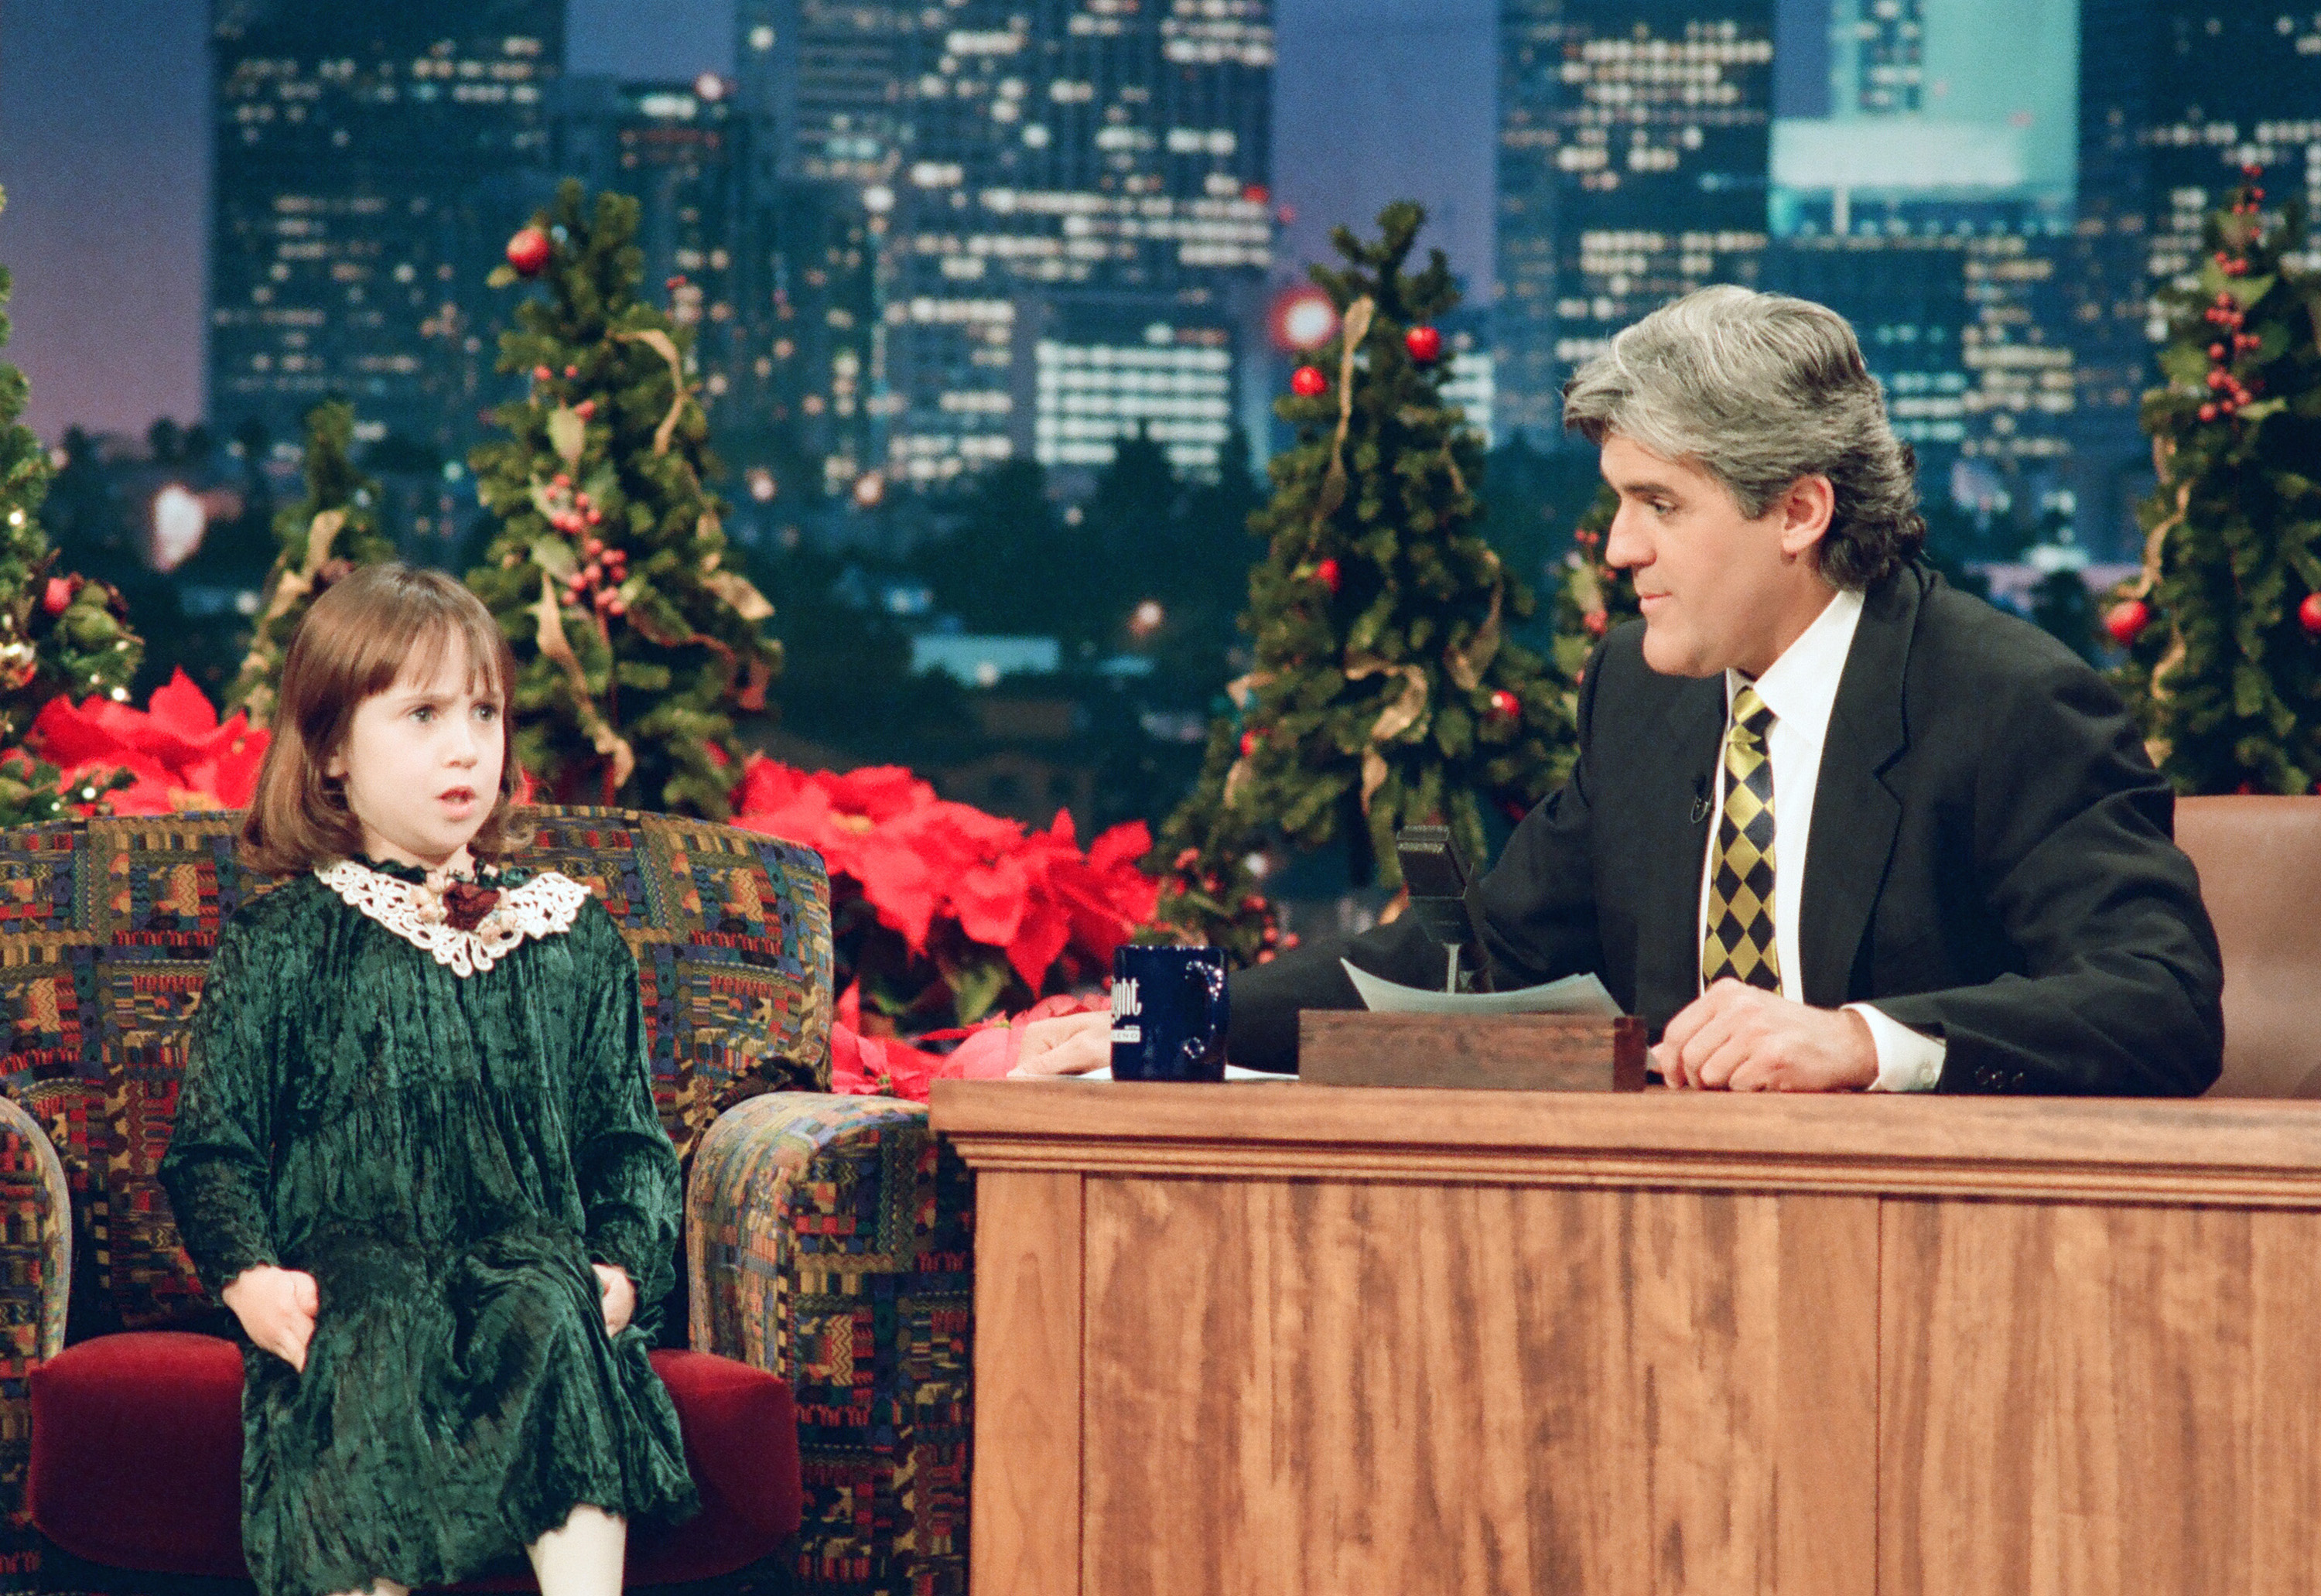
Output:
[2104,599,2151,646]
[1583,607,1608,637]
[1487,689,1521,724]
[505,227,552,278]
[40,576,73,617]
[1239,729,1260,758]
[1405,326,1444,364]
[2301,593,2321,637]
[1291,365,1328,398]
[1315,557,1342,593]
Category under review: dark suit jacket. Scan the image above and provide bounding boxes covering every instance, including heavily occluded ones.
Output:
[1230,564,2225,1095]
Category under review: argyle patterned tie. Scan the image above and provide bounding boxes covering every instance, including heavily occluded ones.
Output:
[1703,682,1782,992]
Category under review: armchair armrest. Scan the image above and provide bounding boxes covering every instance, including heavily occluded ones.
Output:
[0,1092,71,1534]
[688,1092,973,1596]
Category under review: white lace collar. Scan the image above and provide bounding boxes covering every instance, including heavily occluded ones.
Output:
[314,858,593,978]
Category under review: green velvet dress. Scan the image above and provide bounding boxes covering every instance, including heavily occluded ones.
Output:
[157,860,700,1596]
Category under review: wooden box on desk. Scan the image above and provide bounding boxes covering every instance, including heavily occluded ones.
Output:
[1299,1010,1648,1091]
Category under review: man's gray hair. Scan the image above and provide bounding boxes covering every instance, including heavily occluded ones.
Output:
[1562,285,1925,590]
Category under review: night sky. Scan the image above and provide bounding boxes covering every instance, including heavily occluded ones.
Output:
[0,0,1496,443]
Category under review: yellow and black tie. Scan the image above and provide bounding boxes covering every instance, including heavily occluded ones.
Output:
[1703,683,1781,992]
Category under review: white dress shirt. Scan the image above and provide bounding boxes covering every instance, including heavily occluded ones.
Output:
[1693,588,1946,1092]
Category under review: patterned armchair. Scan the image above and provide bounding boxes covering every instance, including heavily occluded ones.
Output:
[0,807,971,1596]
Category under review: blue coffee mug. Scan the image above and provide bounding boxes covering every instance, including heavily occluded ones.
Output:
[1110,945,1230,1082]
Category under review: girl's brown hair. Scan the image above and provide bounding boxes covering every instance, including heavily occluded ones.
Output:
[240,564,528,876]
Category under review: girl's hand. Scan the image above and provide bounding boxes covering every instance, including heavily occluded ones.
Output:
[593,1263,635,1337]
[221,1265,319,1371]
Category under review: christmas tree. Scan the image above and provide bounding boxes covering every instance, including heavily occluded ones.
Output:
[226,400,397,727]
[468,182,782,815]
[2109,170,2321,794]
[1153,203,1560,948]
[0,186,142,822]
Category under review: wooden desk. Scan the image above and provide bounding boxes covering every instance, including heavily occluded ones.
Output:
[931,1081,2321,1596]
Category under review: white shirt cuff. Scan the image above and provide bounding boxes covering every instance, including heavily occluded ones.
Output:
[1847,1002,1945,1092]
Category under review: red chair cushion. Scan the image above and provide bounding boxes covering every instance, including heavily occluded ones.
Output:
[29,1332,802,1587]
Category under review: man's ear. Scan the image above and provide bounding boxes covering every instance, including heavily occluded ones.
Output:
[1777,474,1837,561]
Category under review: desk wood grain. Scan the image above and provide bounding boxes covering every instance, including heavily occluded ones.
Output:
[936,1084,2321,1596]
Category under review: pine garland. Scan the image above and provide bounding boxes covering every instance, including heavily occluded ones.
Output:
[1153,203,1560,951]
[467,182,782,816]
[226,400,398,728]
[2111,172,2321,794]
[0,186,142,822]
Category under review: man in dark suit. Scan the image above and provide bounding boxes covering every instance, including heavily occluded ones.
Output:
[1019,285,2224,1094]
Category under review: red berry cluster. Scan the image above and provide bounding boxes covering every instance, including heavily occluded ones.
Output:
[2199,181,2268,424]
[2197,291,2262,422]
[562,532,629,620]
[542,471,603,537]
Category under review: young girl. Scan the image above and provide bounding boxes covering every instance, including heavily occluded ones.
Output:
[159,564,697,1596]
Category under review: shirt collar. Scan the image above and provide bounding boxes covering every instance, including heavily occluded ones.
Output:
[1727,586,1865,740]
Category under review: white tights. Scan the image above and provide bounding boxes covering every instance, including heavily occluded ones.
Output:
[330,1503,627,1596]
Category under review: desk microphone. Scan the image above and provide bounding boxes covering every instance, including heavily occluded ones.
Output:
[1395,825,1480,993]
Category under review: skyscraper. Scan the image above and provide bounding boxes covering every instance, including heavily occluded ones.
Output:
[879,0,1274,486]
[1495,0,1776,442]
[2069,2,2321,549]
[207,2,563,460]
[1760,0,2080,521]
[730,2,909,513]
[731,2,1273,499]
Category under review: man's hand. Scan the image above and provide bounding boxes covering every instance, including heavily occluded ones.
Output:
[1654,979,1878,1092]
[593,1263,636,1338]
[1008,1010,1112,1078]
[222,1264,319,1371]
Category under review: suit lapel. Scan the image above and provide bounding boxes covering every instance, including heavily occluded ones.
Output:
[1636,678,1726,1030]
[1798,567,1921,1007]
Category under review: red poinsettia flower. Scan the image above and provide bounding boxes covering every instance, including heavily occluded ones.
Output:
[29,670,269,813]
[733,756,1164,993]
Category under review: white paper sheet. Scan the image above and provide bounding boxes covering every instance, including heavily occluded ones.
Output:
[1342,959,1624,1019]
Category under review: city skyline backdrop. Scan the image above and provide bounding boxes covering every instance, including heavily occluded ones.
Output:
[0,0,2305,570]
[0,0,1499,443]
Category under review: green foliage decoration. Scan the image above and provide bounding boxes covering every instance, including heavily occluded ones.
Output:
[2111,172,2321,795]
[1153,203,1560,954]
[226,400,398,727]
[468,180,782,815]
